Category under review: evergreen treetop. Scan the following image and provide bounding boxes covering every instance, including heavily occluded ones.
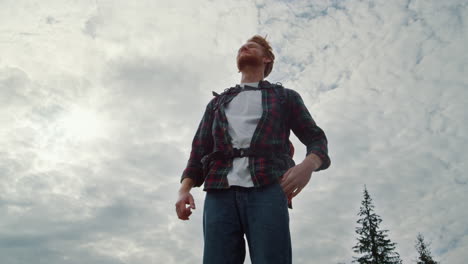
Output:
[353,186,402,264]
[415,233,439,264]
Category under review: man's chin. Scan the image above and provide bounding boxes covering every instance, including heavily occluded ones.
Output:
[237,56,262,71]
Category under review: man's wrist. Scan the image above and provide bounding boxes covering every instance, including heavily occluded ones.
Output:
[179,187,192,194]
[302,153,323,172]
[179,178,194,194]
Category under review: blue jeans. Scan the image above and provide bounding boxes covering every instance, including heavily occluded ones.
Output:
[203,183,292,264]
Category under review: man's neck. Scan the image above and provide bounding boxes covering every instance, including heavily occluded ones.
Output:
[240,67,265,83]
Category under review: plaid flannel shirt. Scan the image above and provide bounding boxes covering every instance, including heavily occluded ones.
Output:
[181,80,330,190]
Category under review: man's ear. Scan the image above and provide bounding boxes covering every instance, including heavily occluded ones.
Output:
[263,57,272,64]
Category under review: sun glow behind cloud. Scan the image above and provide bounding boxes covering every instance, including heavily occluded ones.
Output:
[59,106,105,142]
[30,104,108,171]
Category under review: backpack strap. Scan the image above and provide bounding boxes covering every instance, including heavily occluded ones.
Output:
[210,81,288,111]
[271,82,286,104]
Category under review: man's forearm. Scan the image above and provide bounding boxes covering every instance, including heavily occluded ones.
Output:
[301,153,323,172]
[179,178,195,193]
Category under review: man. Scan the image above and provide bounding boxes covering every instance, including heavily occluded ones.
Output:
[175,35,330,264]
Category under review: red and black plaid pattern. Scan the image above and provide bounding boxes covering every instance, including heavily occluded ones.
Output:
[181,81,330,190]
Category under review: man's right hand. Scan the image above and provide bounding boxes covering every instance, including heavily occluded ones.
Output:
[175,191,196,220]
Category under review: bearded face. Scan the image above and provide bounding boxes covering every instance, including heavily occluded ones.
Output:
[237,41,267,72]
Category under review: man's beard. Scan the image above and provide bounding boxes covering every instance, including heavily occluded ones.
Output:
[237,54,263,72]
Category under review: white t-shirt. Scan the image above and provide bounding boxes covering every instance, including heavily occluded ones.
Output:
[225,82,263,187]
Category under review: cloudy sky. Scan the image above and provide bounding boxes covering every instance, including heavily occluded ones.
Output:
[1,0,467,263]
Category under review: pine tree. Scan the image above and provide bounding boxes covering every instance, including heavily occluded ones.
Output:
[415,233,439,264]
[353,186,403,264]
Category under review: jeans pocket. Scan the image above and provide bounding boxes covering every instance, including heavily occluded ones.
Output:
[272,183,288,206]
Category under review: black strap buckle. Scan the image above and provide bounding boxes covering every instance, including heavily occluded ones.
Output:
[232,148,249,158]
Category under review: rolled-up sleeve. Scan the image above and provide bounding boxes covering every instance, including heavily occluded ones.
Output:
[288,90,330,171]
[181,101,215,186]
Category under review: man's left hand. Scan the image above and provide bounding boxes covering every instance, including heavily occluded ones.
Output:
[280,163,313,199]
[280,154,322,199]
